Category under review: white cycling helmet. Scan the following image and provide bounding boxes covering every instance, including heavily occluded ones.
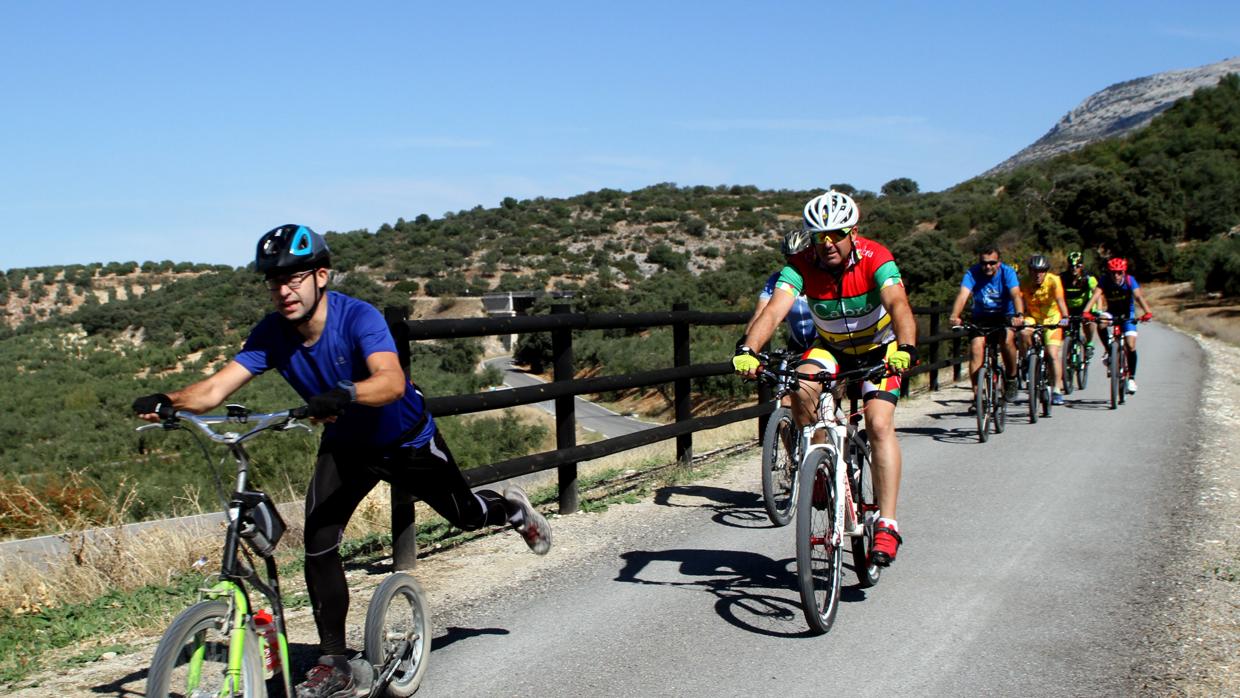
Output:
[781,228,813,256]
[802,190,859,232]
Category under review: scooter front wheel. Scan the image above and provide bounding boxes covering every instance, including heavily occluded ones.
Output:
[364,573,431,696]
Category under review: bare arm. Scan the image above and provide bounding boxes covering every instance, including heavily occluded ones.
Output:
[881,282,917,347]
[357,351,409,406]
[1133,287,1153,316]
[138,360,255,421]
[948,286,972,325]
[1087,287,1106,314]
[741,289,796,354]
[1055,282,1069,320]
[742,296,772,336]
[1009,284,1025,317]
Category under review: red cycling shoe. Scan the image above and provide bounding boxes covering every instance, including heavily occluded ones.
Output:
[871,521,902,567]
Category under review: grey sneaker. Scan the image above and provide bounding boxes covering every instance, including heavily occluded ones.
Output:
[1126,379,1138,394]
[1004,378,1018,402]
[504,485,552,555]
[297,655,354,698]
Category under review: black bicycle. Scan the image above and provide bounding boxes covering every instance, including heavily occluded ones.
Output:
[140,404,431,698]
[757,348,802,526]
[1060,315,1091,395]
[1020,324,1059,423]
[954,323,1010,442]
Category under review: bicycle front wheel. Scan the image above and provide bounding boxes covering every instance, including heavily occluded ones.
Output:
[975,360,989,443]
[1077,344,1090,390]
[1039,355,1053,418]
[848,431,881,588]
[1027,351,1040,424]
[992,364,1007,434]
[365,573,431,697]
[147,600,266,698]
[1061,339,1076,396]
[795,448,842,634]
[760,407,799,527]
[1116,344,1125,409]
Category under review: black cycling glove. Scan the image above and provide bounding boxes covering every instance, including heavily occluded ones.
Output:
[306,388,353,419]
[132,393,174,418]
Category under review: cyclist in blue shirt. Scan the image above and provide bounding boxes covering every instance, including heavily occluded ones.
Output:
[134,225,552,698]
[949,246,1026,405]
[742,228,817,354]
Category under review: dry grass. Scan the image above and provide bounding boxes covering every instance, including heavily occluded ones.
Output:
[1144,281,1240,346]
[0,418,755,615]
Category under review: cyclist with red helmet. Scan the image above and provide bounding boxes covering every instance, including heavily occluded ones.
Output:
[1085,257,1153,394]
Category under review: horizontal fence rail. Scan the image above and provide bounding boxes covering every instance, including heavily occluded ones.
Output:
[381,301,969,569]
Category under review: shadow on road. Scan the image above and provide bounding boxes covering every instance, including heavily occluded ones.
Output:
[1063,398,1112,411]
[615,547,869,638]
[652,484,770,529]
[432,625,510,652]
[89,667,146,697]
[896,425,980,445]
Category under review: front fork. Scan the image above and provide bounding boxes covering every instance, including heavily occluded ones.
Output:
[804,425,859,551]
[189,580,251,695]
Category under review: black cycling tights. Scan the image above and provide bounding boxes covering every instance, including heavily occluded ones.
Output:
[1129,348,1138,378]
[303,430,510,656]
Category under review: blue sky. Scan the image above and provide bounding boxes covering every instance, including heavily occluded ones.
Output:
[2,1,1238,270]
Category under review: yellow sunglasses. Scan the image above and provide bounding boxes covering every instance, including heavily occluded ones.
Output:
[812,226,854,244]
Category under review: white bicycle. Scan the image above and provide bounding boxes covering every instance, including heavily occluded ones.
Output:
[758,359,890,634]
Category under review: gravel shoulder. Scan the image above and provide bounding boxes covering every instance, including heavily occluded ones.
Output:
[1127,332,1239,696]
[11,326,1238,697]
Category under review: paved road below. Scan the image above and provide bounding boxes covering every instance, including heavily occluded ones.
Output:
[417,324,1200,696]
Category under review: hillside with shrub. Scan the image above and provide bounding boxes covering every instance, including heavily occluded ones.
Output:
[1,73,1238,537]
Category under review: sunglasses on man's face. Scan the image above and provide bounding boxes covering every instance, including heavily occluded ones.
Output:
[813,227,854,244]
[981,260,1000,267]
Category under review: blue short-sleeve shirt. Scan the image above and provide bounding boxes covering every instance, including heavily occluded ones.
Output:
[760,271,816,350]
[235,291,434,449]
[961,263,1020,317]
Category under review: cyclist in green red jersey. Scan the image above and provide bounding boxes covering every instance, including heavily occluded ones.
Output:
[1060,251,1100,357]
[733,190,917,566]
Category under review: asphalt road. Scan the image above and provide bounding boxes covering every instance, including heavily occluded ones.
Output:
[415,323,1201,697]
[483,356,656,437]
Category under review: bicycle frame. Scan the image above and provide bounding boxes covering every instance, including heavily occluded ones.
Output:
[139,405,309,697]
[796,371,883,550]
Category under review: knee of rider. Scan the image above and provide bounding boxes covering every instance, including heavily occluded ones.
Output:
[304,525,344,558]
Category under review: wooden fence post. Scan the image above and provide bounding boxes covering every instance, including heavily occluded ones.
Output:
[672,303,692,467]
[551,304,579,514]
[929,310,941,392]
[384,305,418,571]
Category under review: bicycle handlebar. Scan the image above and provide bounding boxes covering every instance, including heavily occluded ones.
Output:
[136,404,312,445]
[754,354,894,387]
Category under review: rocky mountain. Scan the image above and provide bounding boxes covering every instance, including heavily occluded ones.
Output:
[986,55,1240,175]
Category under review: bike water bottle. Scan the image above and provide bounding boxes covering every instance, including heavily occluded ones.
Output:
[253,609,281,675]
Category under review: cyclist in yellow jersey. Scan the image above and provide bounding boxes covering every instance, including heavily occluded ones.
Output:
[1018,255,1070,405]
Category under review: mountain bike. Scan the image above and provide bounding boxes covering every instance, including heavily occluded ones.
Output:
[1019,324,1059,423]
[1060,315,1090,395]
[758,359,889,634]
[757,348,802,526]
[954,323,1010,443]
[139,404,431,698]
[1097,313,1145,410]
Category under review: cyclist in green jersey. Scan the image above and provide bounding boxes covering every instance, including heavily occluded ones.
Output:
[1060,251,1099,357]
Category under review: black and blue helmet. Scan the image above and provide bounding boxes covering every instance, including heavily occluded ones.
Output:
[255,224,331,277]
